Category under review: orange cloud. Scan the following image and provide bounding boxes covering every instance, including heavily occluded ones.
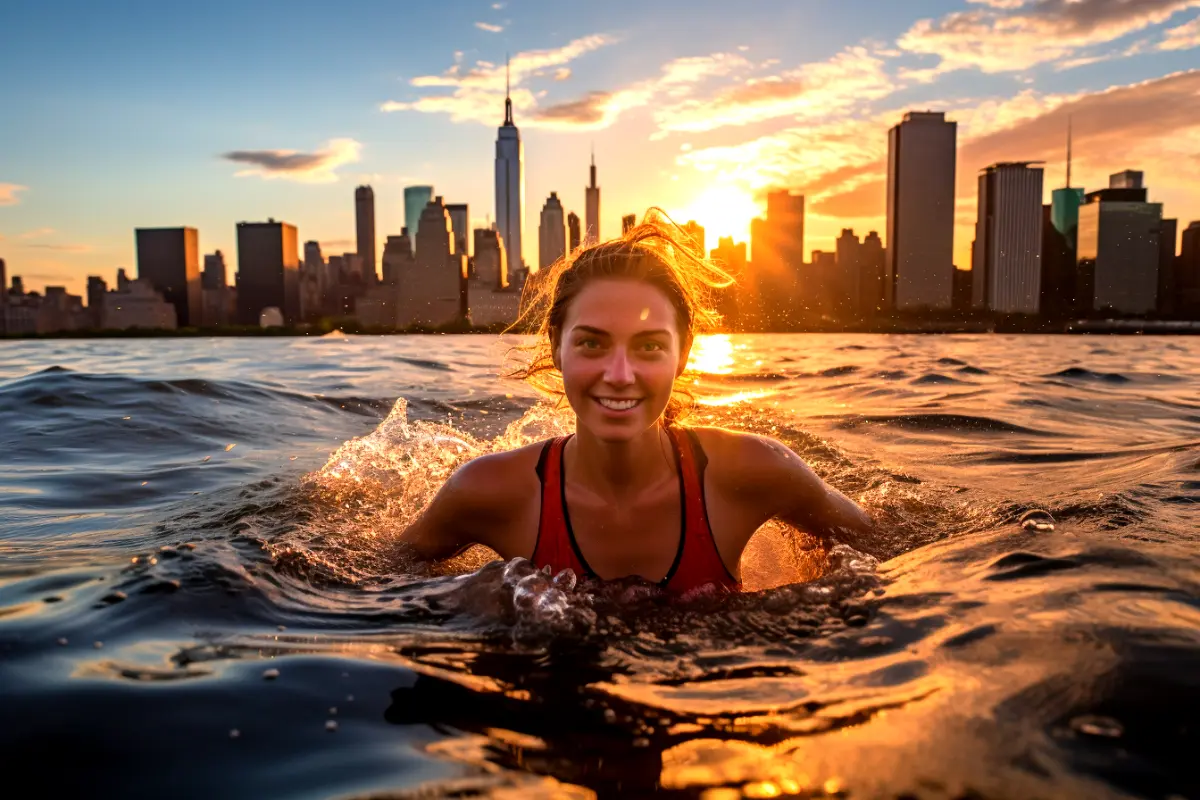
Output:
[474,22,504,33]
[1160,15,1200,48]
[653,47,894,136]
[900,0,1200,73]
[0,183,27,206]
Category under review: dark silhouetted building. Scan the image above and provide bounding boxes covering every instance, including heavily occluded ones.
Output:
[539,192,566,270]
[356,186,377,284]
[568,212,581,254]
[467,227,519,327]
[0,258,6,335]
[236,219,300,325]
[836,229,862,318]
[859,232,885,315]
[586,151,601,244]
[382,231,415,286]
[1076,172,1162,315]
[446,203,470,259]
[1158,218,1178,316]
[973,162,1044,314]
[87,276,107,328]
[396,197,467,327]
[886,111,957,311]
[1040,204,1075,319]
[1179,221,1200,315]
[202,251,227,290]
[135,227,201,326]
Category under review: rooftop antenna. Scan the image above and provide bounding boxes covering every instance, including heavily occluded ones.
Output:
[1066,114,1073,189]
[503,54,513,125]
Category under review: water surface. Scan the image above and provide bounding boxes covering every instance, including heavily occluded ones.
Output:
[1,334,1197,799]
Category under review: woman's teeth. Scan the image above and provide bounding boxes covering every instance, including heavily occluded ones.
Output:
[596,397,641,411]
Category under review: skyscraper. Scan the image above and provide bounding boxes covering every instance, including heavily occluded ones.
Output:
[836,229,862,318]
[973,162,1045,314]
[404,186,434,250]
[1051,117,1086,252]
[1158,218,1178,315]
[681,221,706,258]
[567,212,581,254]
[585,150,601,244]
[885,111,957,310]
[236,219,300,325]
[860,232,886,316]
[1076,172,1162,314]
[1179,221,1200,314]
[750,191,804,326]
[355,185,377,284]
[495,61,526,271]
[446,203,470,258]
[539,192,566,270]
[135,227,201,327]
[397,197,467,327]
[473,227,509,289]
[202,251,227,290]
[86,275,106,328]
[0,258,6,336]
[382,232,414,286]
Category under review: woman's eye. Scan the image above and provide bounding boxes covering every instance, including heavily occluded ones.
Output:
[579,338,600,350]
[641,341,664,352]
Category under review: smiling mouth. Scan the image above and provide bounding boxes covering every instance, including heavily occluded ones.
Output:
[593,397,644,411]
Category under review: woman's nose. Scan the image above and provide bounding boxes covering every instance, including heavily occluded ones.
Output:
[603,349,635,385]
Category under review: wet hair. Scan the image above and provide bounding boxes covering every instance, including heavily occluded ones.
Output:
[508,209,733,425]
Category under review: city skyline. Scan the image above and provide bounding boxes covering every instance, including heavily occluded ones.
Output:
[2,0,1200,295]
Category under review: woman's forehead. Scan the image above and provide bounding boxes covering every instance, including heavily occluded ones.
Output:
[563,279,678,332]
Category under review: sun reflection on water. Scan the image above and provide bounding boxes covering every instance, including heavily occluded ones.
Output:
[687,334,736,375]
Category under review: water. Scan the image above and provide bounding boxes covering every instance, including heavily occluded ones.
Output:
[1,334,1197,799]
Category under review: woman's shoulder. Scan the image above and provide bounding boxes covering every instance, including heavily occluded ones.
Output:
[684,425,804,487]
[444,438,556,508]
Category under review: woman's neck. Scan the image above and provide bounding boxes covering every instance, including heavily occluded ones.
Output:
[567,423,675,499]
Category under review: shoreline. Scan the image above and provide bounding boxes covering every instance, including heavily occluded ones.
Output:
[4,319,1200,339]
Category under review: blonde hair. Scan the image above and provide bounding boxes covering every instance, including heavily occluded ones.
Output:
[508,209,733,425]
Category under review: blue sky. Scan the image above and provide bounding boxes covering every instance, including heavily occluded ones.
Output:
[2,0,1199,293]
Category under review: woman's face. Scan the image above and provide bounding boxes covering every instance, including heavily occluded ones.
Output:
[555,278,689,441]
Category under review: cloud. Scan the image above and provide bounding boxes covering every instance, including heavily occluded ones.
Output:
[381,34,617,125]
[682,69,1200,263]
[475,21,504,33]
[899,0,1200,73]
[554,67,571,81]
[18,227,55,239]
[653,47,894,136]
[0,183,28,206]
[492,2,505,8]
[221,138,361,183]
[534,91,615,126]
[1160,15,1200,48]
[24,242,93,253]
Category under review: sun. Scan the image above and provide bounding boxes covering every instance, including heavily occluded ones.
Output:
[673,184,760,249]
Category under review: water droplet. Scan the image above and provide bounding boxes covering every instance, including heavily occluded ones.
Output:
[325,720,339,732]
[603,709,616,723]
[1071,714,1122,738]
[93,641,103,649]
[57,637,68,646]
[229,728,241,739]
[225,444,237,452]
[552,568,577,591]
[328,707,338,715]
[1019,509,1056,532]
[262,668,280,680]
[346,695,354,702]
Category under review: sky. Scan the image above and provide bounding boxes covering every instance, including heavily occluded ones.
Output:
[1,0,1199,295]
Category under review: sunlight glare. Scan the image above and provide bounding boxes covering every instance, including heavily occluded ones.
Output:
[674,184,759,245]
[686,334,736,374]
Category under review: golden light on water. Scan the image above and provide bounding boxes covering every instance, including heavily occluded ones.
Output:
[687,334,737,374]
[696,389,774,407]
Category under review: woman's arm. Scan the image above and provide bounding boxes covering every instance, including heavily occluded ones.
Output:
[704,429,877,554]
[392,450,533,565]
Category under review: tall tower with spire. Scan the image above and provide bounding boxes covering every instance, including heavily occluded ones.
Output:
[585,147,601,245]
[1051,115,1085,250]
[494,57,526,272]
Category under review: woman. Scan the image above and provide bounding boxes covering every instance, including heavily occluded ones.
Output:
[398,215,875,593]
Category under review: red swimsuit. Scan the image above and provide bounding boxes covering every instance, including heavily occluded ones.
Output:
[531,426,741,594]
